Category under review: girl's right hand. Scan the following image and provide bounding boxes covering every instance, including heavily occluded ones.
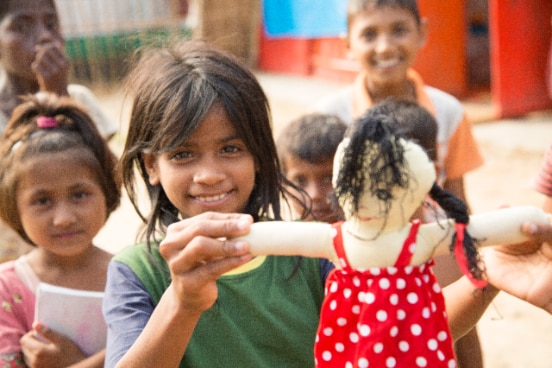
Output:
[20,323,86,368]
[32,41,70,96]
[159,212,253,314]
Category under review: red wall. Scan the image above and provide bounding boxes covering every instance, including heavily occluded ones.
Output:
[489,0,552,117]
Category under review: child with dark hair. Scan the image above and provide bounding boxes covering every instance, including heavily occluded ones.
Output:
[314,2,485,363]
[0,94,121,367]
[277,113,347,223]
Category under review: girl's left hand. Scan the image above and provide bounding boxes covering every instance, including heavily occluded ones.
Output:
[20,322,85,368]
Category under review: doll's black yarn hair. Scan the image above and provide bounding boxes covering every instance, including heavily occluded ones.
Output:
[334,106,484,285]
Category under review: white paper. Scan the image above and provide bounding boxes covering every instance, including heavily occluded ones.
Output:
[34,282,106,356]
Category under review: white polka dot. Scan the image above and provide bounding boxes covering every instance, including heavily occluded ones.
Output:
[407,292,419,304]
[335,342,345,352]
[437,350,445,361]
[431,302,437,312]
[386,357,397,367]
[433,282,441,293]
[404,266,413,274]
[389,294,399,305]
[388,267,397,275]
[423,274,430,283]
[376,310,388,321]
[323,327,333,336]
[399,340,409,352]
[415,277,422,286]
[437,331,448,341]
[448,359,457,368]
[344,288,352,298]
[350,332,359,343]
[416,357,428,367]
[370,267,381,276]
[373,342,384,353]
[411,324,422,336]
[379,278,391,289]
[409,243,416,253]
[390,326,398,337]
[329,282,338,293]
[365,292,376,304]
[422,307,430,318]
[337,317,347,326]
[352,305,361,314]
[345,363,353,368]
[397,309,406,320]
[353,276,361,287]
[339,258,347,268]
[396,278,406,289]
[322,351,332,361]
[359,324,371,336]
[358,358,369,368]
[427,339,438,350]
[330,300,337,310]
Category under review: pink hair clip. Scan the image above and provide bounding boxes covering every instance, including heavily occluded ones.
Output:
[36,116,58,129]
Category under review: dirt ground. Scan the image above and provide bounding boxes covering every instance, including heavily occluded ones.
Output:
[92,73,552,368]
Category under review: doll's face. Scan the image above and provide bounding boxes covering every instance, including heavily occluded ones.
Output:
[334,138,435,225]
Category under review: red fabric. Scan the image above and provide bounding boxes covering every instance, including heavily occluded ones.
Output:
[453,224,487,289]
[315,221,456,367]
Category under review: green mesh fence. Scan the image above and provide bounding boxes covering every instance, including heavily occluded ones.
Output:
[65,27,192,86]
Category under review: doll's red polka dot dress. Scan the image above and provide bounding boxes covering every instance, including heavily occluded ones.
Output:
[314,220,457,368]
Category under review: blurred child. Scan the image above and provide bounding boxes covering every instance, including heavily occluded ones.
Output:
[0,94,121,367]
[314,2,485,364]
[277,113,346,223]
[0,0,118,139]
[0,0,119,263]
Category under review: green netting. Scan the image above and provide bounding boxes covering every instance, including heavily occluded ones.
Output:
[65,27,192,85]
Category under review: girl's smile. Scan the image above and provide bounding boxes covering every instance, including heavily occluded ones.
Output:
[144,103,257,218]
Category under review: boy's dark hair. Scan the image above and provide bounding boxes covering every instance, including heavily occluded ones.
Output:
[121,40,288,247]
[277,113,347,172]
[347,0,421,26]
[369,98,437,161]
[0,94,121,244]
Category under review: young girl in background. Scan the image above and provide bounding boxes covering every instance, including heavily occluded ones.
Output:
[0,0,118,263]
[0,94,121,367]
[103,40,552,368]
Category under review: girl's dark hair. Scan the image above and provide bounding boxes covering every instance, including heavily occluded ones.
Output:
[335,108,484,282]
[347,0,422,26]
[120,40,287,247]
[0,94,121,244]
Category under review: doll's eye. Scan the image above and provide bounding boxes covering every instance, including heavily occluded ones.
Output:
[375,188,392,201]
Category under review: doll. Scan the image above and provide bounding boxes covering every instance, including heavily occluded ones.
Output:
[235,109,549,367]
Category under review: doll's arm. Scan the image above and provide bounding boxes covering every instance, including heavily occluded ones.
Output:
[467,206,550,247]
[233,221,335,260]
[423,206,551,256]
